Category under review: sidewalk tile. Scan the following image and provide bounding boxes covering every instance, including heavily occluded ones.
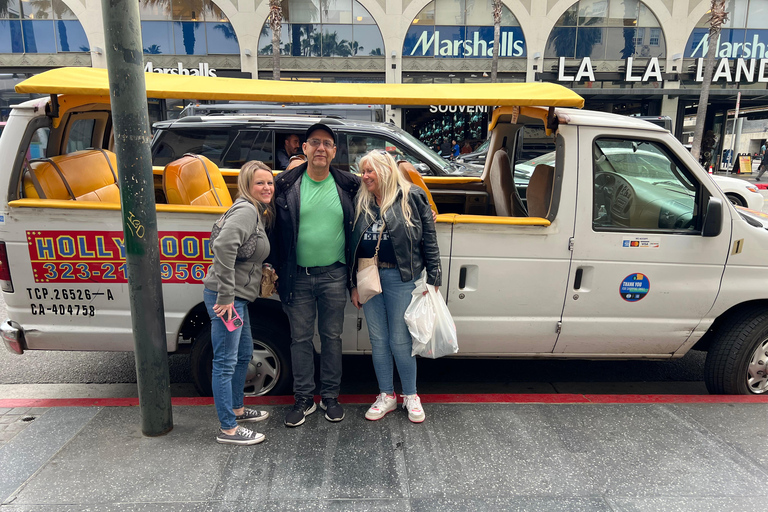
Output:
[608,496,768,511]
[0,407,101,504]
[410,497,613,511]
[9,407,229,506]
[0,415,21,424]
[8,408,30,416]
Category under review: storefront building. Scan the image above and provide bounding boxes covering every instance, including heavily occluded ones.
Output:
[0,0,766,154]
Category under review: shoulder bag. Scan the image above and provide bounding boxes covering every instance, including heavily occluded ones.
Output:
[356,221,384,304]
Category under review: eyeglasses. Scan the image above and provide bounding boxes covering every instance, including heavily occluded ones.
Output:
[307,138,335,149]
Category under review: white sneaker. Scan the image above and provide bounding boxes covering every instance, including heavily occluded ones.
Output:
[402,394,425,423]
[365,393,397,421]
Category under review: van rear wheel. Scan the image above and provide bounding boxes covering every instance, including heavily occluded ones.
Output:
[704,308,768,394]
[190,321,292,397]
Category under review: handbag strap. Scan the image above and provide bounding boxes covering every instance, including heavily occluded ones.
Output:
[373,220,385,258]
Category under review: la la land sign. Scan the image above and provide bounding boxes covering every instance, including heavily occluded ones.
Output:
[557,56,768,83]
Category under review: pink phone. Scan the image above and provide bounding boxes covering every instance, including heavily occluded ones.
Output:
[222,309,244,332]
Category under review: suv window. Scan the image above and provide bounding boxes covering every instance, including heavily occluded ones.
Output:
[342,133,432,174]
[66,119,95,153]
[152,128,231,167]
[220,130,274,169]
[593,138,701,232]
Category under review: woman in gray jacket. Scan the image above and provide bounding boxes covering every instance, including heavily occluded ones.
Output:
[202,161,274,445]
[350,150,441,423]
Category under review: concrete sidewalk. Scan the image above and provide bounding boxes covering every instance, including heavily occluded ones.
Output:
[1,396,767,511]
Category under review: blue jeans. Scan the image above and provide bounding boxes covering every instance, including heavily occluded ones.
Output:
[362,268,418,396]
[282,266,347,399]
[203,288,252,430]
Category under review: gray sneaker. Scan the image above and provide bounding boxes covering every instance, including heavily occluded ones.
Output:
[235,408,270,422]
[216,426,265,445]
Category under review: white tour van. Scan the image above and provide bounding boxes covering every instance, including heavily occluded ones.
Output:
[1,68,767,396]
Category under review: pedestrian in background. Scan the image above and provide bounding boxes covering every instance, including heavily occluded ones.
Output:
[461,141,472,154]
[757,145,768,181]
[273,123,359,427]
[203,161,275,445]
[349,150,441,423]
[451,139,460,160]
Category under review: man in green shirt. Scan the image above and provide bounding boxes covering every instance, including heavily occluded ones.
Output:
[273,123,360,427]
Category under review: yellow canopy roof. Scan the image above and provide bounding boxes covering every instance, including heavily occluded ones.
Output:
[16,67,584,109]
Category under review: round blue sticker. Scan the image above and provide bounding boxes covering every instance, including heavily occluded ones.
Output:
[620,273,650,302]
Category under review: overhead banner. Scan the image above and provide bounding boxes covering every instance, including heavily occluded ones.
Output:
[403,26,526,58]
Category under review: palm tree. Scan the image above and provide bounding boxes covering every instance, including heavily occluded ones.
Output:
[490,0,501,82]
[144,44,163,54]
[269,0,283,80]
[690,0,727,162]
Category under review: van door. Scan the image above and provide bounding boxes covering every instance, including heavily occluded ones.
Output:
[554,129,732,356]
[443,132,577,354]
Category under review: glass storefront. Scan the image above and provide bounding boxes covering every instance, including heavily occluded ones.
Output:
[0,0,89,53]
[258,0,384,57]
[139,0,239,55]
[404,0,525,59]
[545,0,666,60]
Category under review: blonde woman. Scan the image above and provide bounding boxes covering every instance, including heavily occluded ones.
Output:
[349,150,441,423]
[203,161,275,445]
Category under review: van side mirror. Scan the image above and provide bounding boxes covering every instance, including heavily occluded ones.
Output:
[702,196,723,237]
[414,163,430,174]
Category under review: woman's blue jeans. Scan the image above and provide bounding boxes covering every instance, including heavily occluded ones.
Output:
[362,268,418,396]
[203,288,252,431]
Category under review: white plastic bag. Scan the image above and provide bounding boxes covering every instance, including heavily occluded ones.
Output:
[409,280,458,359]
[404,276,436,346]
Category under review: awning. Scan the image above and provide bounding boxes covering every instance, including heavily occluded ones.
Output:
[16,67,585,109]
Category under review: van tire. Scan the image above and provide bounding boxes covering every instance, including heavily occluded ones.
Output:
[190,321,292,397]
[704,307,768,394]
[725,193,746,207]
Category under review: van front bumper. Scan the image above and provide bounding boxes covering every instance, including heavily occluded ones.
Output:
[1,320,26,354]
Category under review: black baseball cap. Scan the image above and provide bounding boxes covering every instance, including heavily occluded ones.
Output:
[305,123,336,144]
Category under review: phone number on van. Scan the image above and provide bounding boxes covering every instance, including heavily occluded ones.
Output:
[27,230,213,284]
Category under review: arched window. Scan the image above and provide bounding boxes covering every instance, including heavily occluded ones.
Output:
[685,0,768,59]
[258,0,384,57]
[0,0,89,53]
[140,0,239,55]
[545,0,665,60]
[403,0,525,58]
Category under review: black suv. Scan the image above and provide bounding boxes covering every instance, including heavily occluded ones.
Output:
[151,114,476,176]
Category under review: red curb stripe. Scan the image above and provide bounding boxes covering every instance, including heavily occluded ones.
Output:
[1,393,767,408]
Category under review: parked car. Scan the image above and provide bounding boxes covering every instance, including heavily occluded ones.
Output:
[151,114,476,177]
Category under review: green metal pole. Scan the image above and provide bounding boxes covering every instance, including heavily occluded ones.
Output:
[101,0,173,436]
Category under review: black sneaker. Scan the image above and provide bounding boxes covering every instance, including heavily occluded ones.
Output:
[216,426,265,445]
[235,408,270,423]
[284,396,316,427]
[319,397,345,422]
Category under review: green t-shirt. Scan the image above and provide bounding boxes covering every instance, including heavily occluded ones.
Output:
[297,172,346,267]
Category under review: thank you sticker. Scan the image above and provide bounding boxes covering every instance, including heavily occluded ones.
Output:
[620,273,650,302]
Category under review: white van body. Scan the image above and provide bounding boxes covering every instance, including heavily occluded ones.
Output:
[2,72,768,396]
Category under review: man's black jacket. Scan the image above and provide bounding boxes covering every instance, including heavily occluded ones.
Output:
[270,162,360,304]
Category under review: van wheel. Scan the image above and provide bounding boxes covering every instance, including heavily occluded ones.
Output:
[725,193,746,207]
[704,308,768,394]
[190,322,292,397]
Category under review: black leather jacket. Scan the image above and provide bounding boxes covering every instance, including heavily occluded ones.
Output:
[271,163,360,304]
[350,186,442,287]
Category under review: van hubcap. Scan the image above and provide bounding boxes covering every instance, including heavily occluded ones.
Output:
[243,341,280,396]
[747,338,768,394]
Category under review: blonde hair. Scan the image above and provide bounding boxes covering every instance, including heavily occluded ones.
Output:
[355,150,413,226]
[237,160,274,229]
